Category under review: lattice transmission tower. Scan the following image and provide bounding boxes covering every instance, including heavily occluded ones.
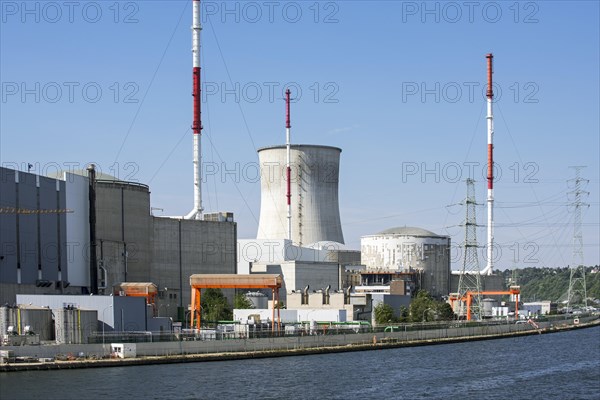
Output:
[567,166,589,310]
[455,178,483,320]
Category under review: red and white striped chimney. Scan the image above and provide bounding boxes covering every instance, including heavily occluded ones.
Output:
[484,53,494,275]
[187,0,203,220]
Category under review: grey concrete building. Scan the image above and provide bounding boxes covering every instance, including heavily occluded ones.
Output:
[92,177,237,319]
[151,217,236,318]
[95,179,152,286]
[0,166,237,321]
[16,294,147,332]
[0,167,82,304]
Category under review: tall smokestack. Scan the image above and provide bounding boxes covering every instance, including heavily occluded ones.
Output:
[285,88,292,241]
[186,0,203,220]
[484,53,494,275]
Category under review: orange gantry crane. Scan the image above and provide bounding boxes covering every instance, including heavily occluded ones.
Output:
[189,274,283,332]
[113,282,159,316]
[449,286,521,321]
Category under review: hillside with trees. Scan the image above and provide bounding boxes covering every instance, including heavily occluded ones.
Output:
[500,266,600,303]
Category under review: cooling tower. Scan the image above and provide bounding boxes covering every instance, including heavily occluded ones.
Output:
[256,144,344,246]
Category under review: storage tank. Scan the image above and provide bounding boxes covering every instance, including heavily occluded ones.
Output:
[244,292,268,309]
[54,307,98,344]
[361,227,451,299]
[256,145,344,246]
[482,298,497,317]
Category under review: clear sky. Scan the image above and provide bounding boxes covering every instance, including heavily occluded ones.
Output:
[1,0,598,271]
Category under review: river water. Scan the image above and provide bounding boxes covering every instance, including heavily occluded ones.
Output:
[1,327,599,400]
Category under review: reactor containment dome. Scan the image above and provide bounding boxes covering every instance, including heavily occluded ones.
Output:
[361,226,451,299]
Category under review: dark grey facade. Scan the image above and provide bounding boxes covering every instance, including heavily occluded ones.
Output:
[1,167,238,322]
[151,217,237,318]
[95,180,152,288]
[0,167,70,303]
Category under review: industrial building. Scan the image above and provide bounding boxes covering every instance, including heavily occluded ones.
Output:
[0,167,84,302]
[2,293,172,344]
[0,166,237,322]
[16,294,150,333]
[522,301,557,316]
[361,227,451,299]
[92,174,236,320]
[237,238,353,303]
[237,139,360,307]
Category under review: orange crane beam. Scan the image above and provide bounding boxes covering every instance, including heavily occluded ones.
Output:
[450,287,521,321]
[189,274,283,332]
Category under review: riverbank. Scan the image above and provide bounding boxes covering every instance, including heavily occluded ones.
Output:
[2,318,598,372]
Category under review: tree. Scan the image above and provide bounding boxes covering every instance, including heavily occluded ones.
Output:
[436,302,455,321]
[398,306,409,323]
[408,290,436,322]
[201,289,232,324]
[234,293,254,309]
[374,302,395,325]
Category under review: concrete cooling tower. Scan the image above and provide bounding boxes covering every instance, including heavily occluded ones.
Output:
[256,144,344,246]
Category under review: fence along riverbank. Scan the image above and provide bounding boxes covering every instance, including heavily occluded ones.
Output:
[1,316,598,372]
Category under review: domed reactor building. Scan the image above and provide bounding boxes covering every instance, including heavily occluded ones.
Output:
[361,227,451,299]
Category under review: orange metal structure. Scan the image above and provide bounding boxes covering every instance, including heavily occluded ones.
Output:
[189,274,283,332]
[113,282,158,316]
[450,286,521,321]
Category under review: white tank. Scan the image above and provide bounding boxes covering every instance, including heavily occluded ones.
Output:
[482,298,497,317]
[256,145,344,246]
[244,292,268,309]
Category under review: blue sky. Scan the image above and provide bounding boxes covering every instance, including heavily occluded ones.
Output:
[1,0,598,270]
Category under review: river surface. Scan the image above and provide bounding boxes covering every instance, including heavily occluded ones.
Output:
[1,327,599,400]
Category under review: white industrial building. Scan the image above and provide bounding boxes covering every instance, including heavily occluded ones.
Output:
[233,308,347,324]
[237,238,344,302]
[522,301,556,316]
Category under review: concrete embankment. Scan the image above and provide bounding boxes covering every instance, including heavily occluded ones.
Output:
[2,318,598,372]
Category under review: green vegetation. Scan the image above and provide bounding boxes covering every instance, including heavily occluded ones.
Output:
[233,293,254,309]
[375,291,455,325]
[374,303,395,325]
[201,289,233,323]
[501,266,600,302]
[408,290,455,322]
